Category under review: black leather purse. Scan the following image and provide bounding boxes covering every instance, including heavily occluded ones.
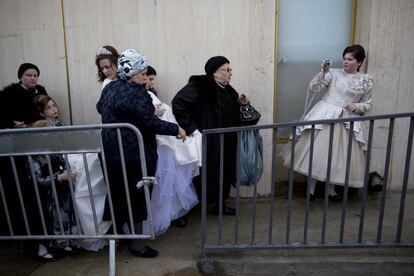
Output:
[240,102,261,125]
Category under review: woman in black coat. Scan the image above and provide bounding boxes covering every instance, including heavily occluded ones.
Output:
[172,56,247,215]
[97,49,186,257]
[0,63,54,261]
[0,63,47,129]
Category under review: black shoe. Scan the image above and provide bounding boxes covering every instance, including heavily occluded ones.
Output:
[49,244,79,258]
[329,194,342,202]
[128,245,159,258]
[213,205,236,216]
[59,246,80,256]
[368,184,383,193]
[309,193,316,202]
[37,252,57,262]
[173,216,187,228]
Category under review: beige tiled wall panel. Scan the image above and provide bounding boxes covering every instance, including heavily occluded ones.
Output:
[0,0,276,195]
[0,0,69,123]
[1,0,411,192]
[355,0,414,189]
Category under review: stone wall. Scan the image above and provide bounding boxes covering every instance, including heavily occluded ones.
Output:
[355,0,414,189]
[0,0,412,192]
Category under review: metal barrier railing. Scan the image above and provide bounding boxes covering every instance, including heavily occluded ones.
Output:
[200,112,414,258]
[0,123,155,276]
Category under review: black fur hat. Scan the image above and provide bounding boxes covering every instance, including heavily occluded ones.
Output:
[204,56,229,76]
[18,63,40,79]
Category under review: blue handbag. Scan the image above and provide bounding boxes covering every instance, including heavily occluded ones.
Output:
[239,130,263,187]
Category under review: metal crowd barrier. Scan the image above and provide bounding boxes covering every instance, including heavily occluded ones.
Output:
[0,123,155,276]
[200,112,414,259]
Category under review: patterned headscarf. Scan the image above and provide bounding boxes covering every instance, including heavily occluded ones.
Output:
[117,49,149,80]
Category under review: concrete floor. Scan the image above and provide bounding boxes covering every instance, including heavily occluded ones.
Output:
[2,189,414,275]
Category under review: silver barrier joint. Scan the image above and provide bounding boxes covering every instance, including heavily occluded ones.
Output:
[136,176,157,189]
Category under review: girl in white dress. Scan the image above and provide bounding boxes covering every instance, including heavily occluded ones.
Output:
[281,44,373,201]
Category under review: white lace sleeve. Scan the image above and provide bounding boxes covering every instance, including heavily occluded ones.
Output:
[308,70,333,93]
[354,74,373,114]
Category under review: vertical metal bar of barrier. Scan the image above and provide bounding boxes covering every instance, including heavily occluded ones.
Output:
[322,123,335,244]
[143,181,154,238]
[27,156,48,235]
[339,121,354,243]
[235,132,241,245]
[82,153,100,234]
[47,155,65,235]
[396,116,414,242]
[130,126,152,238]
[286,126,296,244]
[358,120,374,243]
[201,133,207,257]
[218,134,224,245]
[268,128,277,245]
[304,125,315,244]
[63,154,83,235]
[116,129,135,234]
[128,126,151,235]
[11,156,30,235]
[99,132,117,235]
[0,175,13,235]
[250,130,259,245]
[377,118,394,242]
[109,239,116,276]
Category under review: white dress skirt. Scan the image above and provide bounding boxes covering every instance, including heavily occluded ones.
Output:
[144,145,199,235]
[68,153,111,251]
[143,92,200,236]
[281,123,366,188]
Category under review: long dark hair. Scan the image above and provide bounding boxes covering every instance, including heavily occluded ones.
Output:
[95,45,119,82]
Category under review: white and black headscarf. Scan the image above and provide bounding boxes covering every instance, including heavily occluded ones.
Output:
[117,49,148,80]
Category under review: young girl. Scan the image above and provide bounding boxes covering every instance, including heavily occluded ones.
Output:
[34,95,110,251]
[30,95,76,261]
[33,95,63,127]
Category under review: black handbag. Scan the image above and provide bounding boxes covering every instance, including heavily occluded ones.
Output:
[240,102,261,125]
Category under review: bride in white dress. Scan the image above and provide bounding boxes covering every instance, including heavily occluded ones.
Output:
[143,90,201,236]
[281,44,373,201]
[69,46,120,251]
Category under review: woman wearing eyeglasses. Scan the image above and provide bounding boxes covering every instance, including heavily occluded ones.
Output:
[172,56,248,216]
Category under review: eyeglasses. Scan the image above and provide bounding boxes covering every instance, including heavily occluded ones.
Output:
[218,68,232,73]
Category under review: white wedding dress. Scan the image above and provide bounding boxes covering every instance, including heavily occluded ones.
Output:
[68,153,111,251]
[143,92,201,236]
